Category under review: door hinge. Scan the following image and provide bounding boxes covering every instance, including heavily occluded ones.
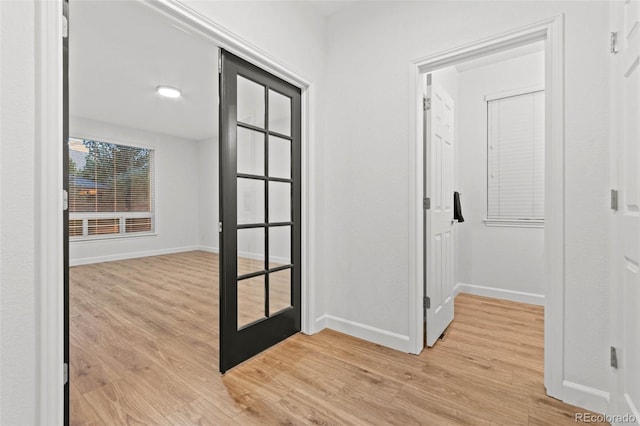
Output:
[62,15,68,39]
[218,55,222,74]
[63,189,68,211]
[423,97,431,111]
[611,189,618,211]
[610,346,618,369]
[218,222,222,232]
[424,197,430,210]
[424,296,431,310]
[610,32,618,54]
[63,363,68,385]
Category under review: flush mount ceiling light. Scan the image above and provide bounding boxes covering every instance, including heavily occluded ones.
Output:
[156,85,182,99]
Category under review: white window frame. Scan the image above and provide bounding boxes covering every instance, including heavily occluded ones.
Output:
[68,137,156,241]
[483,84,545,228]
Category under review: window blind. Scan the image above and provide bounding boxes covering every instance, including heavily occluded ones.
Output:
[487,90,544,221]
[68,138,154,238]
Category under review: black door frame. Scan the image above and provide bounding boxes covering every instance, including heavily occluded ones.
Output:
[219,50,302,373]
[63,0,70,423]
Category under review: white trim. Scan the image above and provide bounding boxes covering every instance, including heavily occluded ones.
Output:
[454,283,545,306]
[147,0,310,89]
[483,218,544,228]
[623,394,640,425]
[34,1,64,425]
[69,245,200,267]
[69,134,156,151]
[36,0,64,424]
[40,1,316,422]
[197,245,219,254]
[301,84,317,335]
[484,83,544,102]
[71,232,157,243]
[321,315,410,353]
[408,15,565,400]
[314,314,327,332]
[562,380,610,416]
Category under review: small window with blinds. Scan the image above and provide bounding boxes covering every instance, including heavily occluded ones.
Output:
[68,138,155,239]
[486,89,544,227]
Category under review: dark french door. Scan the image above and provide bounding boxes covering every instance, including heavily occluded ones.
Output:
[218,50,302,373]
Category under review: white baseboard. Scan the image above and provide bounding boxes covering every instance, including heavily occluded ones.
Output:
[197,245,219,254]
[312,315,327,335]
[238,250,290,266]
[70,245,200,266]
[562,380,609,415]
[320,314,410,352]
[454,282,545,306]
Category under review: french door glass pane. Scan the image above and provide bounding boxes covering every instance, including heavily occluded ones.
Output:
[237,127,265,176]
[268,135,291,179]
[268,89,291,136]
[268,181,291,223]
[237,275,266,329]
[237,75,265,128]
[237,227,265,276]
[269,226,291,267]
[269,269,292,315]
[237,178,264,224]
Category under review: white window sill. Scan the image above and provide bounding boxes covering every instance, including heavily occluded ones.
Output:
[70,232,157,243]
[483,219,544,228]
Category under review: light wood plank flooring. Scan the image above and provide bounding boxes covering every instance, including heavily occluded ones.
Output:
[70,251,606,425]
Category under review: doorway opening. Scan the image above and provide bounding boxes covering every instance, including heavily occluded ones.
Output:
[421,43,547,392]
[65,1,307,423]
[409,16,565,399]
[67,2,222,424]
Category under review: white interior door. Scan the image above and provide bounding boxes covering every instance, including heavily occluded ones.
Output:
[425,77,455,347]
[612,0,640,422]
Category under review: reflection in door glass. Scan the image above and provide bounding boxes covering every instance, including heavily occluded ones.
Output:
[237,178,265,225]
[269,225,291,268]
[269,269,292,315]
[268,181,291,223]
[237,127,265,176]
[237,275,266,329]
[268,135,291,179]
[268,89,291,136]
[237,75,265,128]
[237,227,265,276]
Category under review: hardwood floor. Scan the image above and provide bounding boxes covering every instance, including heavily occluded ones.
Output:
[70,251,606,425]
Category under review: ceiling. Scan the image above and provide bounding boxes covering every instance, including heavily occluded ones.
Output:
[306,1,357,17]
[69,1,357,141]
[70,1,219,141]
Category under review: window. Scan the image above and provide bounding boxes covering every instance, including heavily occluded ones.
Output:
[68,138,154,239]
[486,89,544,227]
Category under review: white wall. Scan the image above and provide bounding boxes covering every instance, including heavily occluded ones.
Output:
[0,2,38,424]
[455,51,546,303]
[69,117,200,265]
[197,137,219,252]
[324,0,610,407]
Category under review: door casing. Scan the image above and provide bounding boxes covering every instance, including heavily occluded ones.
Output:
[608,0,640,420]
[36,0,317,423]
[408,15,566,400]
